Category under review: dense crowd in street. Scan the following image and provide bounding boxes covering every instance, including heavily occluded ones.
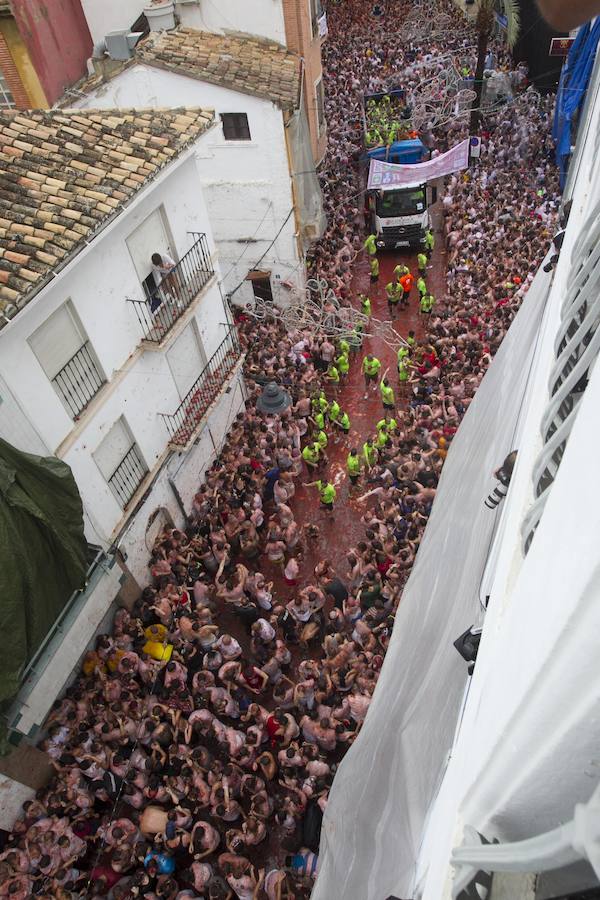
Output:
[0,1,560,898]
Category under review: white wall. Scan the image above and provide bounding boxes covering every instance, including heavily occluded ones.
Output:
[72,65,303,301]
[0,153,233,547]
[175,0,286,44]
[81,0,147,46]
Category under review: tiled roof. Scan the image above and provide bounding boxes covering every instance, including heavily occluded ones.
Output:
[0,107,214,325]
[137,27,301,110]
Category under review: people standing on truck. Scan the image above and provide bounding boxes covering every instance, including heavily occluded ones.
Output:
[385,281,402,316]
[399,271,414,308]
[417,251,428,275]
[424,227,435,258]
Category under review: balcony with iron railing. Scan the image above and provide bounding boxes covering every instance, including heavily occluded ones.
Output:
[127,233,214,345]
[107,443,148,508]
[52,341,106,419]
[160,327,244,447]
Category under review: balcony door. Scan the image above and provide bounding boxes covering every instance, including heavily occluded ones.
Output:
[126,207,174,292]
[166,323,207,402]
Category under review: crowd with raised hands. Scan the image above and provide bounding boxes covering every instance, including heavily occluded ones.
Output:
[0,1,561,898]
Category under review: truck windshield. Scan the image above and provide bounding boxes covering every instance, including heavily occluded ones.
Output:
[376,188,425,217]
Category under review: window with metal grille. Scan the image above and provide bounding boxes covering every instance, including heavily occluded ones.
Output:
[28,303,106,419]
[93,417,148,508]
[221,112,251,141]
[521,206,600,553]
[315,78,326,135]
[0,70,14,109]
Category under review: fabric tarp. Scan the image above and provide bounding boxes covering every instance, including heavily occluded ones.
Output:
[311,267,550,900]
[0,439,87,751]
[553,19,600,187]
[367,139,470,190]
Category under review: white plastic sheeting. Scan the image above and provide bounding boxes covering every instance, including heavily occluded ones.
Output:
[312,271,550,900]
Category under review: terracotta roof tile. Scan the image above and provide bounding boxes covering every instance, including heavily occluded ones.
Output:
[136,28,300,109]
[0,107,215,325]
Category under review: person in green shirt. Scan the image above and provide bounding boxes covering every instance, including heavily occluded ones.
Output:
[385,281,401,316]
[313,409,326,431]
[302,442,321,471]
[362,354,381,397]
[417,251,428,275]
[347,448,361,485]
[338,337,350,355]
[329,399,341,424]
[375,425,389,450]
[304,478,336,511]
[336,351,350,377]
[363,438,377,469]
[315,429,328,450]
[349,324,364,352]
[397,345,409,366]
[379,368,395,409]
[318,392,329,414]
[369,255,379,281]
[398,355,411,382]
[406,330,416,347]
[325,363,340,386]
[417,275,427,298]
[377,414,397,433]
[336,409,351,435]
[364,233,378,256]
[393,263,409,281]
[420,292,435,314]
[424,227,435,257]
[359,293,372,317]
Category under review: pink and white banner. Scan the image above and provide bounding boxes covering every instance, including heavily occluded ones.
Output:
[368,138,470,190]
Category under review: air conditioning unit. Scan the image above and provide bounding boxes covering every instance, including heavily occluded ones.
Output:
[105,30,144,60]
[144,0,176,31]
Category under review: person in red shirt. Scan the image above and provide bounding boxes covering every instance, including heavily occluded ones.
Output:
[399,271,414,308]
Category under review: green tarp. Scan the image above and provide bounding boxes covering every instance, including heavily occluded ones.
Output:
[0,438,87,752]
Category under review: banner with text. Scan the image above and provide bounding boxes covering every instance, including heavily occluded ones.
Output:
[368,138,470,190]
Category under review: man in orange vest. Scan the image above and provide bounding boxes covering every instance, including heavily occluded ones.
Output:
[399,270,414,308]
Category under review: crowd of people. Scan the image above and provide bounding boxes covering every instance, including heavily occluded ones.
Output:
[0,1,560,898]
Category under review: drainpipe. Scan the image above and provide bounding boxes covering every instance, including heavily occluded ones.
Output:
[284,57,307,269]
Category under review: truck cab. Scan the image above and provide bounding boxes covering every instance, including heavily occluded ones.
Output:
[369,180,437,249]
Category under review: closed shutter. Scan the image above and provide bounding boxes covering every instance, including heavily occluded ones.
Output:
[166,324,207,400]
[29,305,83,380]
[126,208,173,283]
[93,417,132,480]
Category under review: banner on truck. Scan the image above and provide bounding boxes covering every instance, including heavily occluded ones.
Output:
[367,138,470,190]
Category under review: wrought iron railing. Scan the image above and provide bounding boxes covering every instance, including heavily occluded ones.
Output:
[127,233,214,344]
[160,328,242,446]
[52,341,106,419]
[107,444,148,507]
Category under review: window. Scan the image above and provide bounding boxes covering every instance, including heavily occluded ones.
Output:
[28,303,105,419]
[221,112,251,141]
[310,0,324,38]
[93,417,148,508]
[0,70,15,109]
[315,78,326,136]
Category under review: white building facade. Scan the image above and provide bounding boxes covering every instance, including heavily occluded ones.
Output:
[67,26,325,307]
[0,108,246,757]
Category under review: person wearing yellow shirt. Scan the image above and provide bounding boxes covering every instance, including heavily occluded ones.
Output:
[347,448,362,485]
[302,441,321,471]
[325,363,340,388]
[362,354,381,398]
[335,351,350,378]
[315,429,328,451]
[379,368,395,410]
[369,255,380,281]
[364,233,378,256]
[385,281,402,317]
[393,263,409,281]
[304,477,337,512]
[336,409,351,437]
[417,251,428,275]
[329,399,341,424]
[417,275,427,298]
[363,438,377,469]
[359,293,372,317]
